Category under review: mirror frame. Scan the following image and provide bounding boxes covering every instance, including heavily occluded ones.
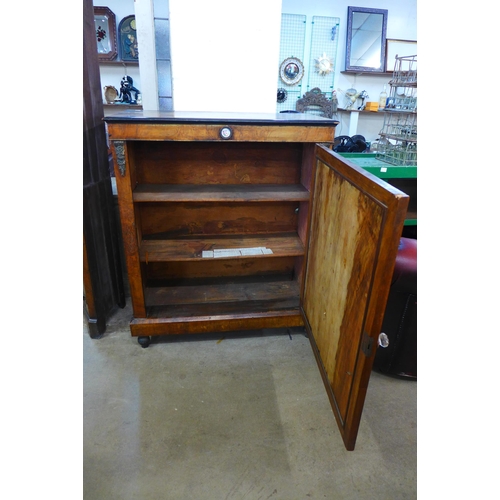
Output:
[345,6,388,73]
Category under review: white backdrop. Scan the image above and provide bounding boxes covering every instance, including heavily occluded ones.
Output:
[169,0,282,113]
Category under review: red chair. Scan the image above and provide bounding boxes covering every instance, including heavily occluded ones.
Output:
[373,237,417,380]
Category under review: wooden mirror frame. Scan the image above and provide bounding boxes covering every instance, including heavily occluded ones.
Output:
[345,6,388,73]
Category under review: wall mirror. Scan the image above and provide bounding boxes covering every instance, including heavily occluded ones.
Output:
[345,6,388,72]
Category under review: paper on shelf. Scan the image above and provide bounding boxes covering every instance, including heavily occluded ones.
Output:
[201,247,274,258]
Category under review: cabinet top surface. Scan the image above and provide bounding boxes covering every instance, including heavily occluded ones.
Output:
[104,110,338,127]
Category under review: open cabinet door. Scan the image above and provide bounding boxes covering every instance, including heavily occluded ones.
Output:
[301,145,409,450]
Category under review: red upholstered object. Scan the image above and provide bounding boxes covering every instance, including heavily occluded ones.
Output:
[390,237,417,292]
[373,237,417,380]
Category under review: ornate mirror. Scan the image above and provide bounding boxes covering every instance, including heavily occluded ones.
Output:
[345,6,388,72]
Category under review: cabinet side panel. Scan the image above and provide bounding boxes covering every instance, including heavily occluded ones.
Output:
[111,140,146,317]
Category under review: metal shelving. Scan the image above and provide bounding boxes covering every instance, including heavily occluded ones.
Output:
[376,55,417,166]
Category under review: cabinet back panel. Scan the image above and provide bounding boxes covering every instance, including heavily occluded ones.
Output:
[133,142,303,185]
[145,257,296,281]
[139,202,299,237]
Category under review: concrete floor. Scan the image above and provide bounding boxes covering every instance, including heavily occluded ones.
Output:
[83,302,416,500]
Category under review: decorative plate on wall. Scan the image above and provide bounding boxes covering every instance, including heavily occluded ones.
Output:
[279,57,304,86]
[119,15,139,61]
[94,7,117,61]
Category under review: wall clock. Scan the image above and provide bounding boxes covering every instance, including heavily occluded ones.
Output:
[279,57,304,86]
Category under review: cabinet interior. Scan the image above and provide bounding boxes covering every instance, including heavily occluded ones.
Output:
[127,140,315,319]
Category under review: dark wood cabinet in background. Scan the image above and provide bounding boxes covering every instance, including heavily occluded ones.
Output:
[83,0,125,337]
[105,110,408,450]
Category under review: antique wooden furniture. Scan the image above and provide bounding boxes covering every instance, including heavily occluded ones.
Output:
[83,0,125,338]
[105,110,409,450]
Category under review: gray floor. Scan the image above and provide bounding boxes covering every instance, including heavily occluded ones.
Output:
[83,302,416,500]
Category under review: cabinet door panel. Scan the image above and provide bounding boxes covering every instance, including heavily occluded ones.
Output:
[301,145,409,450]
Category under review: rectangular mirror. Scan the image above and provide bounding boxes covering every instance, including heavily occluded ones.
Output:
[345,6,388,73]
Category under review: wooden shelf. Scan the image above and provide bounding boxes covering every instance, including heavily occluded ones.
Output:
[341,70,392,76]
[139,234,304,262]
[145,280,300,307]
[338,108,384,115]
[99,60,139,66]
[144,281,301,319]
[133,184,310,202]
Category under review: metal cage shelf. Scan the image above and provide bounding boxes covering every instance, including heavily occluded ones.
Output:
[376,54,417,166]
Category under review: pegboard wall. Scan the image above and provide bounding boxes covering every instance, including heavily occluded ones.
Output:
[277,14,340,113]
[276,14,306,113]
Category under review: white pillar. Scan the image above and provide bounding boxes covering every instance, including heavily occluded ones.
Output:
[348,110,359,136]
[135,0,159,111]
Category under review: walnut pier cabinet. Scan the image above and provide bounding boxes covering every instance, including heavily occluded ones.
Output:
[106,111,409,450]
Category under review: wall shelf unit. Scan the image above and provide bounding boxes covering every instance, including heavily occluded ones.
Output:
[99,60,139,67]
[341,70,393,76]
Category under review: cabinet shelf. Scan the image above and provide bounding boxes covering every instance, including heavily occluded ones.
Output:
[133,184,310,202]
[139,234,305,262]
[145,280,300,308]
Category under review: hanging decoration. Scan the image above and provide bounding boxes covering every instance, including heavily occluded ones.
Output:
[279,57,305,86]
[277,88,288,103]
[119,15,139,61]
[314,53,334,76]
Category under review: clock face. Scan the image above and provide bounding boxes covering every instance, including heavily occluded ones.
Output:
[220,127,233,140]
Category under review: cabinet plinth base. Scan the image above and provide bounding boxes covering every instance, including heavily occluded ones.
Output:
[130,310,304,337]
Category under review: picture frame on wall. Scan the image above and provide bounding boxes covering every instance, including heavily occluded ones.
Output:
[385,39,417,72]
[119,15,139,61]
[94,7,118,61]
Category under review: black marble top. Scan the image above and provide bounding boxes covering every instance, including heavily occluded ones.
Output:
[104,110,339,126]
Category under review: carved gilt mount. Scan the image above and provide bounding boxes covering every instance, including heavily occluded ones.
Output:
[296,88,336,119]
[112,140,126,176]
